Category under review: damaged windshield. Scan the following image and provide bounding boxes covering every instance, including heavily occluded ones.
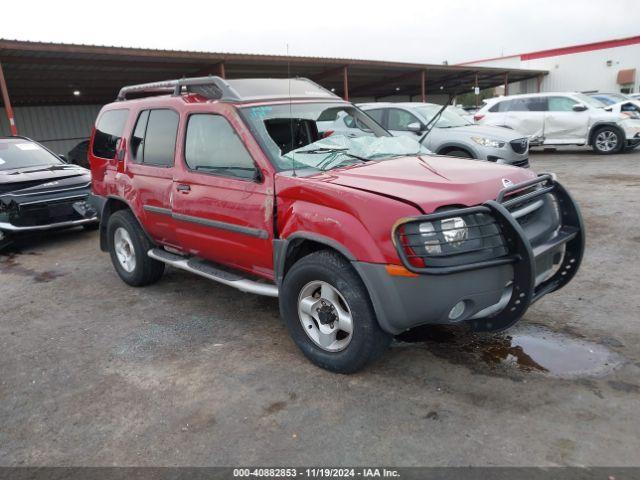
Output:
[239,102,429,172]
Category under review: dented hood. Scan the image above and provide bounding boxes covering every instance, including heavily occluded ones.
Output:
[312,155,536,213]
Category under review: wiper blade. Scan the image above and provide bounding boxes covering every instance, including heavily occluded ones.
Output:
[419,94,454,143]
[297,147,349,154]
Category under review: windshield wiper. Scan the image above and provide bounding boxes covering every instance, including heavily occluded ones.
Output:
[297,147,349,154]
[419,94,454,144]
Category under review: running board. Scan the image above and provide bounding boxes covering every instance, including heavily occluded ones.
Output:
[147,248,279,297]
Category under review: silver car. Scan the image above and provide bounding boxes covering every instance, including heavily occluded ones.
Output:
[353,102,530,167]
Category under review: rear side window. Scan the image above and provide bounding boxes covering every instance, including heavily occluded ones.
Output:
[502,97,546,112]
[184,114,256,180]
[488,102,502,112]
[92,109,129,159]
[133,109,179,166]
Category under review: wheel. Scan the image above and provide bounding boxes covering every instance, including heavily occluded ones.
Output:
[592,126,624,154]
[279,250,391,373]
[107,210,164,286]
[445,149,473,159]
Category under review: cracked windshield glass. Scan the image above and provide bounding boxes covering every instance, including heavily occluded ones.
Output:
[241,102,430,173]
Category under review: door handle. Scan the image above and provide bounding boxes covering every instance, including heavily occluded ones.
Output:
[176,184,191,192]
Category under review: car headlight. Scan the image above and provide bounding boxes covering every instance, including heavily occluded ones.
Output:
[471,136,506,148]
[418,216,468,254]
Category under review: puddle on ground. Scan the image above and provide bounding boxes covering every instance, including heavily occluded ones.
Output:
[0,252,65,283]
[395,324,623,379]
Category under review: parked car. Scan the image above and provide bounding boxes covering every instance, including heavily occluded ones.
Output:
[474,92,640,154]
[90,76,584,374]
[587,92,633,106]
[354,102,530,168]
[629,93,640,101]
[67,139,90,168]
[0,136,98,250]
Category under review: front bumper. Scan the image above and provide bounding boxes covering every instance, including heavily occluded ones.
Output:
[0,186,98,234]
[357,175,584,334]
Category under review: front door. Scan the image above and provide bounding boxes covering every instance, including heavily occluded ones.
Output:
[171,110,275,279]
[544,96,589,144]
[503,97,547,143]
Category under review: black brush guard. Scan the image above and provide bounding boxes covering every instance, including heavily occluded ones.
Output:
[393,174,585,332]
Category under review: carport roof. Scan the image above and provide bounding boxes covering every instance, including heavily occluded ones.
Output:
[0,39,547,106]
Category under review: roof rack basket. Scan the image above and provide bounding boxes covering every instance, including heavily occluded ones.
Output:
[116,76,241,102]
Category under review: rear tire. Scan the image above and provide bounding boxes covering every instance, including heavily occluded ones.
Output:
[107,210,164,286]
[279,250,391,374]
[592,126,624,154]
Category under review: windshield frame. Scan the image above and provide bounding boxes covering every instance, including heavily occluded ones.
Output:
[237,101,394,173]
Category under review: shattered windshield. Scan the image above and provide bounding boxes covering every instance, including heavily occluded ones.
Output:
[239,102,429,173]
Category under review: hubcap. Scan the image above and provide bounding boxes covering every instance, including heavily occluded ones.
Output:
[114,227,136,273]
[595,130,618,152]
[297,281,354,352]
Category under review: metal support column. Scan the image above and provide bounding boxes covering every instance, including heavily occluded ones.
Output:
[0,61,17,135]
[475,72,479,108]
[218,61,226,79]
[504,72,509,96]
[342,66,349,101]
[421,69,427,103]
[536,74,543,93]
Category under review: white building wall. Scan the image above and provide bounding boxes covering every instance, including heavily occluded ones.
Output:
[464,42,640,95]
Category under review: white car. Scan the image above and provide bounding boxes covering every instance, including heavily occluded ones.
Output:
[474,92,640,154]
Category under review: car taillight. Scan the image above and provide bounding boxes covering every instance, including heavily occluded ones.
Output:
[322,130,334,138]
[473,113,485,122]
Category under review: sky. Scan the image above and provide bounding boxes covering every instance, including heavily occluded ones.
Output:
[2,0,639,64]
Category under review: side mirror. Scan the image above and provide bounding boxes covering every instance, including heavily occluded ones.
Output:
[572,104,588,112]
[407,122,424,133]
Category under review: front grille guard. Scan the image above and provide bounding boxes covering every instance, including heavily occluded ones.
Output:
[392,174,585,332]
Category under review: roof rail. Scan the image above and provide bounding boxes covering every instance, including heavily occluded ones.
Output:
[116,76,241,102]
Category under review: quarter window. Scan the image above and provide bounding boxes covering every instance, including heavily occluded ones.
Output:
[141,109,179,166]
[185,114,256,180]
[92,109,129,159]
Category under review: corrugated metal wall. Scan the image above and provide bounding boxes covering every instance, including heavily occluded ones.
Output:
[0,104,102,154]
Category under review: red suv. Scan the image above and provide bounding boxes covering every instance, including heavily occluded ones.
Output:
[89,77,584,373]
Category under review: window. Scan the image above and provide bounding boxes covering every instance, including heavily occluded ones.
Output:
[365,109,385,125]
[141,109,179,166]
[548,97,578,112]
[387,109,420,131]
[185,114,256,179]
[130,110,150,162]
[488,102,502,113]
[92,109,128,159]
[505,97,547,112]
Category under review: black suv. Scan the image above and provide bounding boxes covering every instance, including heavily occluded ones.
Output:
[0,137,98,249]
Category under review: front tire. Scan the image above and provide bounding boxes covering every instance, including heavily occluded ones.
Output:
[592,126,624,154]
[279,250,391,373]
[445,149,473,159]
[107,210,164,286]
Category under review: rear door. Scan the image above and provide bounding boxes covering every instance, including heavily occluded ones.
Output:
[503,97,547,142]
[125,108,180,247]
[171,107,275,279]
[544,96,589,144]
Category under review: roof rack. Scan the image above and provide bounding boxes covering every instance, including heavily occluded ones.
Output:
[116,76,339,102]
[116,76,241,102]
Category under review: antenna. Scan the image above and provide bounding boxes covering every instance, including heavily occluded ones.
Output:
[287,43,297,177]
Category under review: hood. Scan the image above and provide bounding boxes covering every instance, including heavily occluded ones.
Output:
[439,123,526,141]
[0,165,90,195]
[310,155,535,213]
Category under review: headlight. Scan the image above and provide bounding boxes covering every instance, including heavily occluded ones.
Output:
[471,136,505,148]
[418,216,468,253]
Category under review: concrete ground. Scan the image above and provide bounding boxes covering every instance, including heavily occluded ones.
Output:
[1,148,639,467]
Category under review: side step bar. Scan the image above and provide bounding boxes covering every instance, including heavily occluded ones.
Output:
[147,248,279,297]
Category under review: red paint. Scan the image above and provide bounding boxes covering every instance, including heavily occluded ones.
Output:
[458,35,640,65]
[90,93,535,281]
[0,61,18,135]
